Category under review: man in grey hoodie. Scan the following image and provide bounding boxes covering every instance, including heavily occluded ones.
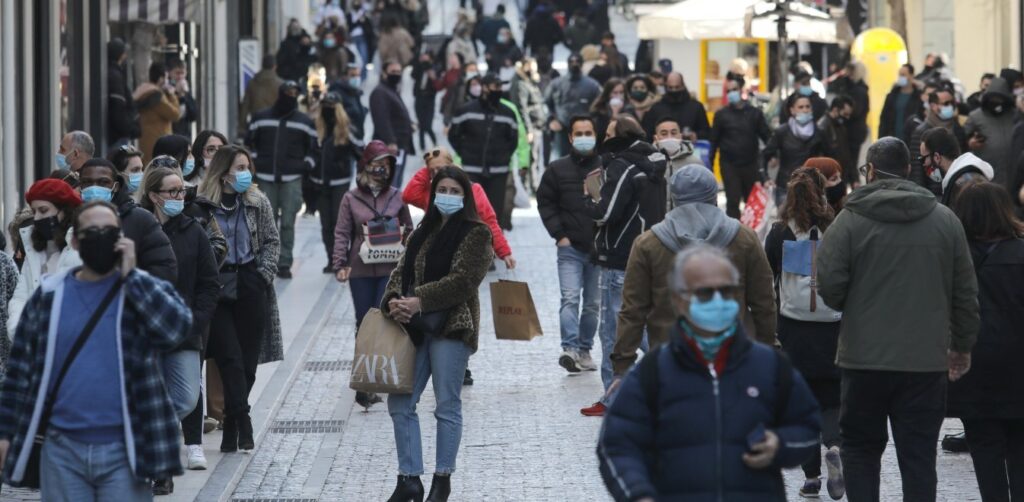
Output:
[608,165,777,380]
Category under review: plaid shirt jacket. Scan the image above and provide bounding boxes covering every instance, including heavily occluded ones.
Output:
[0,268,192,486]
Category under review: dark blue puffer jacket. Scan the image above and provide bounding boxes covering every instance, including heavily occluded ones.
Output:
[598,324,821,502]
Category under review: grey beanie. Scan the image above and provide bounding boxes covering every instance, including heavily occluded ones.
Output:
[670,164,719,206]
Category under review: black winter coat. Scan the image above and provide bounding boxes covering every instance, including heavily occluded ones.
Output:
[907,119,967,195]
[779,93,828,123]
[172,92,199,137]
[328,80,368,141]
[762,124,831,188]
[114,194,177,284]
[247,108,319,180]
[161,214,220,352]
[523,13,564,55]
[584,139,667,270]
[314,132,362,186]
[537,152,602,253]
[447,98,519,176]
[947,238,1024,419]
[878,86,923,139]
[108,65,140,142]
[276,35,317,82]
[710,103,772,167]
[369,82,414,152]
[642,93,711,140]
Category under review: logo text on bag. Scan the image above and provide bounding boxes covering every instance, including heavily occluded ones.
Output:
[353,353,401,385]
[498,306,524,316]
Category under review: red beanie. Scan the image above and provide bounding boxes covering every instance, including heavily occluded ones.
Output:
[26,179,82,208]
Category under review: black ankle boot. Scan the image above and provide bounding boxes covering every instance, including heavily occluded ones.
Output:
[153,477,174,495]
[386,475,424,502]
[237,412,255,450]
[220,415,238,452]
[425,474,451,502]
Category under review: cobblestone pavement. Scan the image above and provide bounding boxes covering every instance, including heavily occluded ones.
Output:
[225,206,984,502]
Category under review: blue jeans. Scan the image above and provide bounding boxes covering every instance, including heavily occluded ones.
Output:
[41,431,151,502]
[556,245,600,352]
[598,267,625,392]
[160,349,201,420]
[350,275,392,328]
[387,335,471,476]
[352,35,369,79]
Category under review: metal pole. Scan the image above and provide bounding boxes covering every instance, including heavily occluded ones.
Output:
[2,0,19,231]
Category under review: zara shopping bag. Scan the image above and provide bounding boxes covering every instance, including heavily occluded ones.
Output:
[490,279,544,341]
[349,308,417,394]
[740,182,776,243]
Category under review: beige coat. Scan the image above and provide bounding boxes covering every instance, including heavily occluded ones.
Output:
[377,28,415,67]
[133,83,180,163]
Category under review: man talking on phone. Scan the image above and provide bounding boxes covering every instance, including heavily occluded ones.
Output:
[0,200,193,500]
[598,244,821,502]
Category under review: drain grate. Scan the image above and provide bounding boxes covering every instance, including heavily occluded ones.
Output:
[234,499,319,502]
[269,420,346,433]
[304,360,352,371]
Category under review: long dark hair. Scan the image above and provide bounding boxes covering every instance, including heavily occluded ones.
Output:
[419,166,481,232]
[190,130,229,181]
[953,181,1024,241]
[591,77,624,113]
[779,167,834,233]
[153,134,192,168]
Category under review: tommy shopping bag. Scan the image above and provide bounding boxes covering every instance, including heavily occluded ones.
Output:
[349,308,416,394]
[490,279,544,341]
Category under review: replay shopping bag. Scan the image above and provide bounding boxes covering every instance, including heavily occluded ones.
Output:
[490,280,544,341]
[350,308,417,394]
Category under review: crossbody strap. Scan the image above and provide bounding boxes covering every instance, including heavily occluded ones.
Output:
[351,189,399,220]
[36,275,125,438]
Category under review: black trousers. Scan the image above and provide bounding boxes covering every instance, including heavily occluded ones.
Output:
[468,172,510,226]
[315,184,347,264]
[840,369,947,502]
[415,98,437,150]
[182,357,205,445]
[964,417,1024,502]
[721,162,760,219]
[803,378,842,478]
[206,263,267,416]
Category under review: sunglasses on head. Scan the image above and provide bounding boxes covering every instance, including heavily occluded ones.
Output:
[150,156,180,169]
[423,149,443,161]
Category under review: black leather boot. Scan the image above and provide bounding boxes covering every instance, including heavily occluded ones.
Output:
[220,414,238,452]
[425,474,451,502]
[237,412,255,451]
[152,477,174,495]
[386,475,424,502]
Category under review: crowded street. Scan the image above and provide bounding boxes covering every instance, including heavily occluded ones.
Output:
[1,0,1023,501]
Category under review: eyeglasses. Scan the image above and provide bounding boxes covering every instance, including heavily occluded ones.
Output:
[156,189,187,198]
[203,145,221,156]
[681,285,740,302]
[857,163,870,178]
[423,149,443,161]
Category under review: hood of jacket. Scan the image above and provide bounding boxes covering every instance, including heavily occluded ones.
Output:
[843,178,938,223]
[613,140,666,178]
[943,152,995,192]
[981,77,1014,110]
[132,82,163,107]
[651,203,740,253]
[357,140,398,186]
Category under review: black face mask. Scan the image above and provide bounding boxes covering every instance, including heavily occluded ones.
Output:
[486,91,502,106]
[34,216,59,242]
[825,184,847,205]
[77,226,121,274]
[387,74,402,86]
[664,90,687,102]
[569,65,582,77]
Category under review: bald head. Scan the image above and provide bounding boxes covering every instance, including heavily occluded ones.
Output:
[665,72,686,92]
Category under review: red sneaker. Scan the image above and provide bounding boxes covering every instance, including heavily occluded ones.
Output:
[580,402,606,417]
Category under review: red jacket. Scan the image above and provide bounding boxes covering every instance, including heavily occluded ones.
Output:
[402,167,512,258]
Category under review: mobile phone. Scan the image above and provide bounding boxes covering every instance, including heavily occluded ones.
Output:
[746,423,767,452]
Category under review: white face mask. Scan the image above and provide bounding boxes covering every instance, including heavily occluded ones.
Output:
[469,84,482,98]
[657,138,682,155]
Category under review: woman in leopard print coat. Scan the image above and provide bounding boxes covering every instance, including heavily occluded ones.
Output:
[380,166,493,502]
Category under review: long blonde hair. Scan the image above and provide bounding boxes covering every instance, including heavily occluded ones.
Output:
[315,100,352,145]
[198,145,259,206]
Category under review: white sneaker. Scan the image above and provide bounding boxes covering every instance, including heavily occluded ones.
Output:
[577,351,598,371]
[559,350,582,373]
[187,445,208,470]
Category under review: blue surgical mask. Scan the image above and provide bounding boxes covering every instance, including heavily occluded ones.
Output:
[681,321,737,362]
[939,104,955,120]
[81,186,113,203]
[323,37,337,49]
[572,136,596,154]
[56,152,69,170]
[126,172,143,193]
[434,193,464,215]
[162,199,185,217]
[183,158,196,177]
[896,76,909,87]
[231,170,253,193]
[798,85,814,97]
[688,291,740,333]
[796,112,814,125]
[348,76,361,88]
[727,90,742,105]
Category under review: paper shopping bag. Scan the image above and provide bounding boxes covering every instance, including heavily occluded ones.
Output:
[349,308,417,394]
[490,280,544,341]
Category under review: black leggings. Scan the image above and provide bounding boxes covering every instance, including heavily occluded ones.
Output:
[964,418,1024,502]
[206,263,267,416]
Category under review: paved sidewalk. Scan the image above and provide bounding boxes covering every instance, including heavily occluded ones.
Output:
[225,207,984,502]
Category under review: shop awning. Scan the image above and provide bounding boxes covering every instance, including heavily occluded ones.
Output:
[638,0,837,43]
[109,0,199,24]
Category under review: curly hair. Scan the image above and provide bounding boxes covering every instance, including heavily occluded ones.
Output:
[778,167,834,233]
